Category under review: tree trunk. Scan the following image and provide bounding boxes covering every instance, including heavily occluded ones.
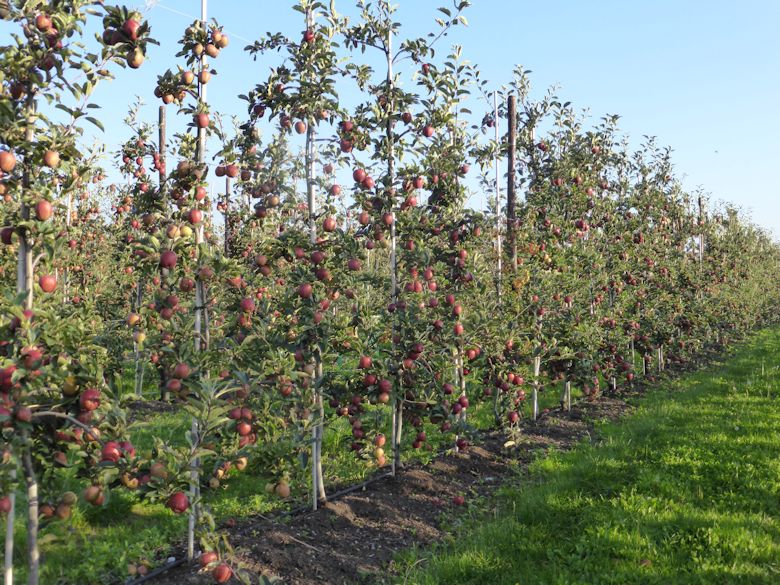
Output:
[187,419,199,561]
[21,443,38,585]
[187,0,208,559]
[454,347,466,451]
[562,379,571,412]
[532,355,540,420]
[4,466,16,585]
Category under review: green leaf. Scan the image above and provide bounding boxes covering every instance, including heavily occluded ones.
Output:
[85,117,104,131]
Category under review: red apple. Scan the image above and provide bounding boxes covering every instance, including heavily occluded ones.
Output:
[194,114,210,129]
[79,388,101,412]
[352,168,367,183]
[213,564,232,583]
[0,151,15,173]
[15,407,32,423]
[38,274,56,293]
[35,13,52,32]
[159,250,177,269]
[35,200,53,221]
[101,441,121,463]
[173,363,191,379]
[188,209,202,224]
[121,18,140,41]
[167,491,189,514]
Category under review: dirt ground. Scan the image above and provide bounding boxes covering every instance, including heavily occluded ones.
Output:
[142,393,633,585]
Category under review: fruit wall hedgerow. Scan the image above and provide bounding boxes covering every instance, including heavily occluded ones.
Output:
[0,1,778,583]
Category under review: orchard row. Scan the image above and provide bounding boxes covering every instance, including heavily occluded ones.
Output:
[1,1,778,584]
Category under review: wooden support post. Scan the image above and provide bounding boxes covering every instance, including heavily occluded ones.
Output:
[4,464,15,585]
[506,95,517,272]
[493,91,503,299]
[698,194,705,264]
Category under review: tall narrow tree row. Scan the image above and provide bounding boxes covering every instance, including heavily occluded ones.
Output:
[244,0,346,509]
[193,0,208,354]
[384,9,403,476]
[149,6,235,561]
[190,0,209,558]
[302,5,327,508]
[411,44,483,451]
[114,102,168,400]
[0,4,155,583]
[340,0,472,475]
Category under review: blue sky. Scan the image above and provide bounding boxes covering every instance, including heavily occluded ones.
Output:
[49,1,780,237]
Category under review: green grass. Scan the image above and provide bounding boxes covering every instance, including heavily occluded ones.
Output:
[396,327,780,585]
